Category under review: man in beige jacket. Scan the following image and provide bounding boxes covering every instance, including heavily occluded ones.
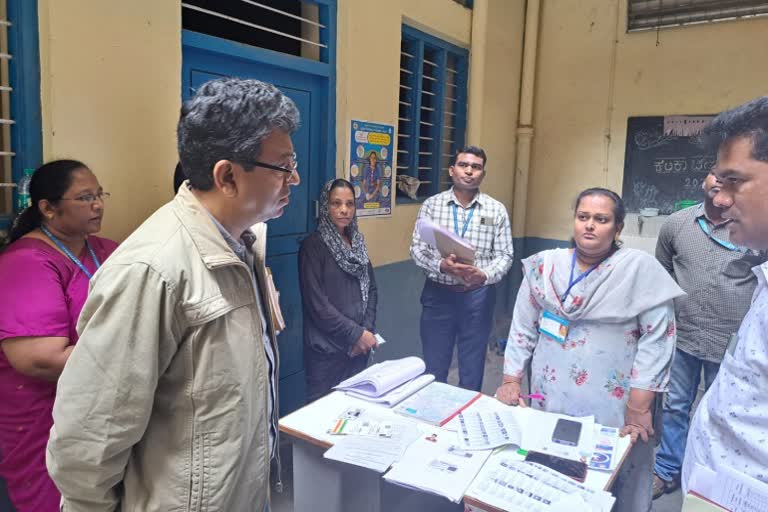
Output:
[46,78,301,512]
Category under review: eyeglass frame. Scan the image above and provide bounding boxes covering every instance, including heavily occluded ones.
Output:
[242,152,298,177]
[56,191,111,204]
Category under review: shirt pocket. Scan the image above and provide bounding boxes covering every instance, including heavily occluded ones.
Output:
[473,224,497,255]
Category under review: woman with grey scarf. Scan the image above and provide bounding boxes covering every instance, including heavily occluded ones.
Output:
[299,179,378,402]
[496,188,685,511]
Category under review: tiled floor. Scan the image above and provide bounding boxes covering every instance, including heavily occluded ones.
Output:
[273,344,689,512]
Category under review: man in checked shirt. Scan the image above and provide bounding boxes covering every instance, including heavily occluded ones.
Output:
[410,146,514,391]
[652,170,766,499]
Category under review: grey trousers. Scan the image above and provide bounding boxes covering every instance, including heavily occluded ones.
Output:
[611,437,655,512]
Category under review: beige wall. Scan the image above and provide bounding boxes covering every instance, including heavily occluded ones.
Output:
[34,0,524,258]
[38,0,181,242]
[336,0,525,266]
[525,0,768,241]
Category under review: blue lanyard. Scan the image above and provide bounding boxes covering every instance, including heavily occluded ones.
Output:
[41,225,101,279]
[561,250,600,303]
[452,203,476,238]
[697,218,744,252]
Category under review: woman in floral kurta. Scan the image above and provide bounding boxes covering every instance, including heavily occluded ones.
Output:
[498,189,684,512]
[507,248,680,427]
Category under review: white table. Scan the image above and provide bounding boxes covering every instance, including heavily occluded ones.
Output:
[279,390,632,512]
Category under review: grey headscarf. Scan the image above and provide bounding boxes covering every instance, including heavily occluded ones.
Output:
[317,179,371,309]
[522,247,685,322]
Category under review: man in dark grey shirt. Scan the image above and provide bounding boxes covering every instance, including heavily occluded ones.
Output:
[652,172,765,498]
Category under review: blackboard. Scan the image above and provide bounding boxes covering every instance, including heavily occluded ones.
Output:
[621,116,716,214]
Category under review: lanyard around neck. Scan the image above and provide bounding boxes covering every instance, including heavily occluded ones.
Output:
[697,217,744,252]
[561,250,602,303]
[452,202,476,238]
[41,225,101,279]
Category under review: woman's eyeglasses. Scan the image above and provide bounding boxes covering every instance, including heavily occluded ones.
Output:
[59,191,111,204]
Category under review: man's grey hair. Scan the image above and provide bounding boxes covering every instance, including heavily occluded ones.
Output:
[177,77,300,190]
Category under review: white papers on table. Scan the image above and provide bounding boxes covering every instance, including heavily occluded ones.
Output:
[416,218,476,264]
[589,425,620,471]
[383,428,492,503]
[327,417,396,437]
[395,381,482,426]
[466,457,615,512]
[323,422,422,473]
[334,356,426,399]
[688,462,768,512]
[456,408,526,450]
[682,493,729,511]
[524,409,595,462]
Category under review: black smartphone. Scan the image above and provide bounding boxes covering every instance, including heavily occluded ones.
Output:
[525,450,588,482]
[551,418,582,446]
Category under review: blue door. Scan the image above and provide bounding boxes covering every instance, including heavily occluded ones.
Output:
[183,30,333,414]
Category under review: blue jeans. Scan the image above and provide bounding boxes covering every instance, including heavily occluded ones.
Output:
[420,280,495,391]
[654,348,720,482]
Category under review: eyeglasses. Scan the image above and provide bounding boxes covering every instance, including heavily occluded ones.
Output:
[248,152,298,176]
[59,191,111,204]
[454,161,484,171]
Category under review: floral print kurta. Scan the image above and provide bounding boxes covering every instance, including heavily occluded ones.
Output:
[504,248,681,428]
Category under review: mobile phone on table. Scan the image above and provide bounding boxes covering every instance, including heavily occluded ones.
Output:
[525,450,588,482]
[551,418,582,446]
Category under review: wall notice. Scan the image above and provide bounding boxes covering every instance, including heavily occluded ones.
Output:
[349,120,394,217]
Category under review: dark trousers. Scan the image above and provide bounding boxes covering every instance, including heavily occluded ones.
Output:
[304,346,369,403]
[419,280,496,391]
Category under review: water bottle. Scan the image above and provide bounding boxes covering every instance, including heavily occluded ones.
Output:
[15,168,35,211]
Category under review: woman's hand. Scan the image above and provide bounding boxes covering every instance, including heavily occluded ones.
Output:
[620,404,654,443]
[350,329,378,356]
[495,379,527,407]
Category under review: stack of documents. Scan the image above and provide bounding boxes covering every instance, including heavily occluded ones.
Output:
[395,382,482,426]
[323,419,422,473]
[523,410,595,463]
[466,456,615,511]
[384,428,492,503]
[416,218,476,264]
[457,409,526,450]
[687,462,768,511]
[334,356,435,407]
[456,401,596,462]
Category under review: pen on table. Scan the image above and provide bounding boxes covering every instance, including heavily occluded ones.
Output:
[520,393,545,401]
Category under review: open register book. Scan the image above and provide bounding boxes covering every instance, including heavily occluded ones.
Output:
[334,356,435,407]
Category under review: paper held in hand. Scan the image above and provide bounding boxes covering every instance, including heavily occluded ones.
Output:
[265,267,286,332]
[416,218,476,264]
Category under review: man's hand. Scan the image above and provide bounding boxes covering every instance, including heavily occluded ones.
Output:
[456,264,487,287]
[440,255,487,288]
[439,254,465,278]
[350,329,378,356]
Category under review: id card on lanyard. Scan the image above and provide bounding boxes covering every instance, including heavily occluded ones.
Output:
[41,225,101,279]
[541,251,601,344]
[540,310,570,343]
[452,203,475,238]
[697,217,745,252]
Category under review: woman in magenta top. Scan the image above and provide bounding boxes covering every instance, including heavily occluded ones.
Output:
[0,160,117,512]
